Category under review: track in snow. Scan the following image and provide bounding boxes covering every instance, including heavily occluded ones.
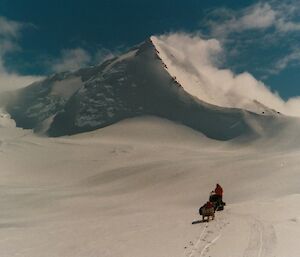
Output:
[184,212,229,257]
[242,217,277,257]
[184,208,277,257]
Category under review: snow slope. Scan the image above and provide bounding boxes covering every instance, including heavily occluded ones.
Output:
[0,112,300,257]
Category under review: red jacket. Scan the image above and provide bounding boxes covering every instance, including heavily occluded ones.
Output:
[215,184,223,196]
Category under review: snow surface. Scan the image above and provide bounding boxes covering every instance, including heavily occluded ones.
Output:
[1,110,300,257]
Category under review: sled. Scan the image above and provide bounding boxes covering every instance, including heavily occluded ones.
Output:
[199,206,215,222]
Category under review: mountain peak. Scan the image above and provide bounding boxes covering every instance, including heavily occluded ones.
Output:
[2,37,280,140]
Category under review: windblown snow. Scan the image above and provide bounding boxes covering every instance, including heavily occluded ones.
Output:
[0,110,300,257]
[151,34,300,116]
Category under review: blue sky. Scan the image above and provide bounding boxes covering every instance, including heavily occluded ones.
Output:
[0,0,300,99]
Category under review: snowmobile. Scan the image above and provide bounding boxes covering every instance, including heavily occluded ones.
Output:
[209,192,226,211]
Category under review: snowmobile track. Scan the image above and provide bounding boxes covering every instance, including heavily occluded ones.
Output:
[185,212,228,257]
[243,217,277,257]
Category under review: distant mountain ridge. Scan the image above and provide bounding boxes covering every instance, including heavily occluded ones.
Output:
[1,37,280,140]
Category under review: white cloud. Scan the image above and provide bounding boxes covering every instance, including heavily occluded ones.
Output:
[240,3,276,29]
[276,19,300,32]
[0,16,22,38]
[209,1,300,37]
[0,73,43,92]
[203,1,300,76]
[270,49,300,74]
[0,16,42,92]
[50,46,116,73]
[95,48,115,64]
[211,3,276,37]
[51,48,91,72]
[154,33,300,117]
[0,16,21,60]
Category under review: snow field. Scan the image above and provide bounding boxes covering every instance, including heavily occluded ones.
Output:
[0,115,300,256]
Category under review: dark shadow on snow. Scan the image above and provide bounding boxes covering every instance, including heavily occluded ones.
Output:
[192,220,208,224]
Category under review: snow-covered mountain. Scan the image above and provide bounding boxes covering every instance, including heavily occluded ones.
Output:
[1,36,300,257]
[2,37,281,140]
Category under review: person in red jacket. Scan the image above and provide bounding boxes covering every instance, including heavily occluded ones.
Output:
[215,184,223,198]
[213,183,224,208]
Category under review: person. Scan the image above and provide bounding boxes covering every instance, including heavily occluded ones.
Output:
[214,183,223,200]
[214,183,224,209]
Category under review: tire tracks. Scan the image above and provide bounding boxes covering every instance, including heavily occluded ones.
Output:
[185,211,228,257]
[243,217,277,257]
